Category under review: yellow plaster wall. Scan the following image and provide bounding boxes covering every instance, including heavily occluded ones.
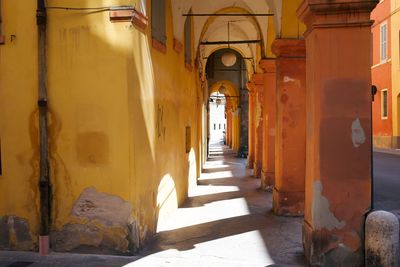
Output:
[266,16,276,58]
[0,0,202,252]
[0,1,40,248]
[280,0,306,39]
[391,1,400,136]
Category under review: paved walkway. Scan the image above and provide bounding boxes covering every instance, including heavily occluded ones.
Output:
[0,141,306,267]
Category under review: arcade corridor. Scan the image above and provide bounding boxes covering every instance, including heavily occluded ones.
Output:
[0,1,381,266]
[133,139,305,266]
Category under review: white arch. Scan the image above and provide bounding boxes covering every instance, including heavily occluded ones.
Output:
[171,0,282,48]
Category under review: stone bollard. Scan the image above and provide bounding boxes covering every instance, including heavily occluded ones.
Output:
[366,210,399,267]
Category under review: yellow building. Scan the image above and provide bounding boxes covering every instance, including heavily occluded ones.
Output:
[0,0,203,254]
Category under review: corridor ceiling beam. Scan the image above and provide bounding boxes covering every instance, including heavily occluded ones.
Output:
[200,40,261,45]
[182,13,273,17]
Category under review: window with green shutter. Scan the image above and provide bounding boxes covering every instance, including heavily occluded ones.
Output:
[184,11,192,65]
[151,0,166,44]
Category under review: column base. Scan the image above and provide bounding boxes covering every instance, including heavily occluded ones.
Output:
[272,187,304,216]
[261,170,274,190]
[247,159,254,169]
[303,221,363,267]
[253,162,262,178]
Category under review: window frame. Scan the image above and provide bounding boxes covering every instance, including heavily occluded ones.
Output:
[380,21,388,63]
[381,88,389,119]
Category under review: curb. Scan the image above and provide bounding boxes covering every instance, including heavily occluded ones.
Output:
[373,148,400,156]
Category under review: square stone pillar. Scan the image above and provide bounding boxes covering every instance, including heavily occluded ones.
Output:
[272,39,306,216]
[260,59,277,189]
[252,74,265,178]
[246,83,256,168]
[298,1,377,266]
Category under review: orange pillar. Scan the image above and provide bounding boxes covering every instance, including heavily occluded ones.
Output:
[228,111,233,148]
[246,83,256,168]
[272,39,306,216]
[298,2,376,265]
[252,74,265,178]
[260,59,276,189]
[225,108,229,146]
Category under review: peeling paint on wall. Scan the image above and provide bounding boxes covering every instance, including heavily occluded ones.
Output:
[283,76,296,83]
[72,187,133,227]
[351,118,366,148]
[256,100,262,128]
[52,187,139,255]
[0,216,34,250]
[312,181,346,231]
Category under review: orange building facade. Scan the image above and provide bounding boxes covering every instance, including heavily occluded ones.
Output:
[371,0,397,148]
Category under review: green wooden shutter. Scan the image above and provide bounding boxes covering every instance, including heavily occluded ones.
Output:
[152,0,166,44]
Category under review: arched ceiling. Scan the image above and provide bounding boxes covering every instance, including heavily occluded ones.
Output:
[171,0,283,74]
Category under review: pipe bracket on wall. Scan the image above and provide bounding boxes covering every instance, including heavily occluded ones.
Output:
[38,98,48,107]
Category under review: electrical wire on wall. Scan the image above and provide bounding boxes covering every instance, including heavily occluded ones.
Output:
[44,0,135,12]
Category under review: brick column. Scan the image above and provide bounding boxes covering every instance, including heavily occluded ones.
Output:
[298,1,377,266]
[259,59,277,189]
[272,39,306,216]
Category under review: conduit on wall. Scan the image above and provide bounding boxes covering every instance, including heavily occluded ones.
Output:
[37,0,51,256]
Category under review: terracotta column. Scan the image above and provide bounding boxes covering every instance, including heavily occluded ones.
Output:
[259,59,277,189]
[232,109,237,151]
[272,39,306,216]
[228,110,232,148]
[233,108,240,152]
[252,74,265,178]
[298,1,376,266]
[246,83,256,168]
[226,109,231,147]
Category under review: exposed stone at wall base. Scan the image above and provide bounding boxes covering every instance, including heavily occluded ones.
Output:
[0,216,34,251]
[273,188,304,216]
[261,170,274,190]
[373,136,400,149]
[303,223,363,267]
[51,222,138,255]
[51,187,142,255]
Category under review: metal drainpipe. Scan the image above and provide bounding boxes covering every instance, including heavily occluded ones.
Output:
[370,85,377,212]
[37,0,50,256]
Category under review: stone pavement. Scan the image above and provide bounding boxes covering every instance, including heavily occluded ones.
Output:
[0,141,307,267]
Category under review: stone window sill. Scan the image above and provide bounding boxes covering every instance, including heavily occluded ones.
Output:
[173,38,183,54]
[185,62,193,72]
[152,38,167,54]
[109,8,148,32]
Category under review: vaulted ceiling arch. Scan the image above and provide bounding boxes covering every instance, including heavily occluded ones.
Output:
[171,0,282,65]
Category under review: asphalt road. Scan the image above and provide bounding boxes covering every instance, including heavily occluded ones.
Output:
[373,151,400,217]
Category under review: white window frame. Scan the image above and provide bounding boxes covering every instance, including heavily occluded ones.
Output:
[380,22,388,63]
[381,89,389,119]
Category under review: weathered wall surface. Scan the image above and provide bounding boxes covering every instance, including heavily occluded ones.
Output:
[0,0,201,254]
[0,0,39,251]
